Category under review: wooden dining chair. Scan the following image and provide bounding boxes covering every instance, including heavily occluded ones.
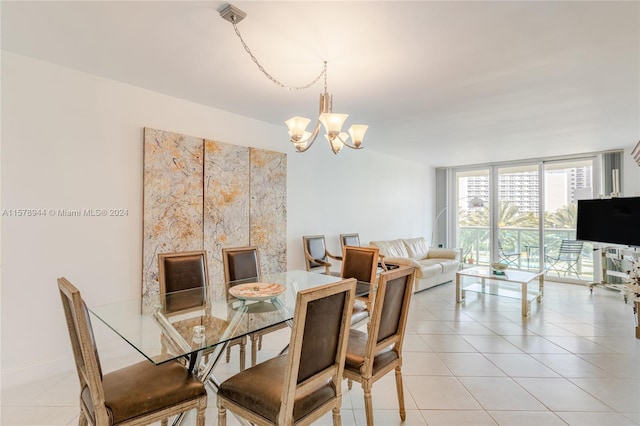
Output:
[302,235,342,275]
[216,278,357,426]
[159,250,247,371]
[222,245,287,367]
[340,245,381,326]
[57,277,207,426]
[158,251,209,314]
[342,266,416,426]
[341,233,387,273]
[340,233,361,251]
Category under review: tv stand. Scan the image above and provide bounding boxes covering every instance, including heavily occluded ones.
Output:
[588,246,636,300]
[588,246,639,339]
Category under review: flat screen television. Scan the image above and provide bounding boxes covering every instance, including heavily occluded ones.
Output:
[576,197,640,246]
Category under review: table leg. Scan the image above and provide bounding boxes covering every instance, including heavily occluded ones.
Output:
[456,274,463,303]
[172,340,230,426]
[522,282,529,317]
[538,274,544,302]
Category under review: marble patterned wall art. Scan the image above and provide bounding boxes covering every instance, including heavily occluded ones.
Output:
[203,139,250,284]
[249,148,287,275]
[142,128,204,299]
[143,128,287,298]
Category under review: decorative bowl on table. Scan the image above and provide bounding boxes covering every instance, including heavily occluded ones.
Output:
[228,282,286,301]
[491,263,508,275]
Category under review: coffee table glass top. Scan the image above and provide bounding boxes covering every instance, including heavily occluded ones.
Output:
[458,267,543,283]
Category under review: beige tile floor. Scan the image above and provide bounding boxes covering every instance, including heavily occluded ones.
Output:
[2,280,639,425]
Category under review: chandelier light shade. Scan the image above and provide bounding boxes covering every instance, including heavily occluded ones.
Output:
[319,112,348,137]
[284,117,311,141]
[220,3,368,155]
[285,68,368,155]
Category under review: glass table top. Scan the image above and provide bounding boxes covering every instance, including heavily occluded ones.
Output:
[89,270,364,365]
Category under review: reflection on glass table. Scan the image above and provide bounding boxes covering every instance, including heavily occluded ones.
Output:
[90,270,365,425]
[91,271,344,363]
[90,270,374,378]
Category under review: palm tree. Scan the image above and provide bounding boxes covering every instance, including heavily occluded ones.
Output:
[458,198,583,269]
[459,201,539,263]
[545,203,577,229]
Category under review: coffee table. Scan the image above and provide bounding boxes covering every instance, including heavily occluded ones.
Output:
[456,267,544,317]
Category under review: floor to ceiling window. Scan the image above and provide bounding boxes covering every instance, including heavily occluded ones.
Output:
[449,153,609,284]
[497,164,541,271]
[456,169,490,266]
[542,159,595,282]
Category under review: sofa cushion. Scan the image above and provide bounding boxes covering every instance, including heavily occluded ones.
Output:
[403,237,430,260]
[382,257,422,269]
[427,248,458,260]
[414,260,443,279]
[428,259,459,275]
[370,239,409,258]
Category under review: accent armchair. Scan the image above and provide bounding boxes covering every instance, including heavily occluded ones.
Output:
[302,235,342,275]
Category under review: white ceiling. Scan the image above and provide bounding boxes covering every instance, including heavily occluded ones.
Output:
[2,1,639,167]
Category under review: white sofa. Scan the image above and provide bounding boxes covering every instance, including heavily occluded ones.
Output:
[370,236,460,292]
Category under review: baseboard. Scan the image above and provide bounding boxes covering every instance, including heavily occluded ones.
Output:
[1,354,75,390]
[1,340,143,390]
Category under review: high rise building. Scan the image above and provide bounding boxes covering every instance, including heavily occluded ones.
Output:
[463,166,592,215]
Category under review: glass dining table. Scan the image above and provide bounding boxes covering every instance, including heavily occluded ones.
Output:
[89,270,368,391]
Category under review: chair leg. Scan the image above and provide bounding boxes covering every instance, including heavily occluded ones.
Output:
[239,337,246,371]
[568,262,580,278]
[332,406,342,426]
[196,397,207,426]
[258,334,263,350]
[347,378,353,390]
[225,346,231,363]
[394,366,406,421]
[362,380,374,426]
[217,401,227,426]
[250,333,258,366]
[78,412,88,426]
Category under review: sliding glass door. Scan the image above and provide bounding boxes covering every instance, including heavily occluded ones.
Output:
[497,164,541,271]
[455,169,490,266]
[543,159,595,282]
[453,156,597,283]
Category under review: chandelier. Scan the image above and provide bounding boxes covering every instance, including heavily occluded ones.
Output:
[220,4,368,155]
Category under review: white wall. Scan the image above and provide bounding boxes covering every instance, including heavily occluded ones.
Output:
[0,53,433,388]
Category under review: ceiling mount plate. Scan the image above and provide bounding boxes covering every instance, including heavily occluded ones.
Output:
[219,4,246,24]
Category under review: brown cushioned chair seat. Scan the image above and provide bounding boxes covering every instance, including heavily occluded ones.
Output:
[344,329,399,375]
[217,355,336,423]
[81,360,206,425]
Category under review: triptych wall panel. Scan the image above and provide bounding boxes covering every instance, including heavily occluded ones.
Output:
[250,148,287,276]
[142,128,286,298]
[203,139,250,285]
[143,128,204,299]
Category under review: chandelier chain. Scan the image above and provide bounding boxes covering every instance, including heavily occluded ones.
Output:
[231,19,326,91]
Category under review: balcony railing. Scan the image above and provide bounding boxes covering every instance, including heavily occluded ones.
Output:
[459,226,594,281]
